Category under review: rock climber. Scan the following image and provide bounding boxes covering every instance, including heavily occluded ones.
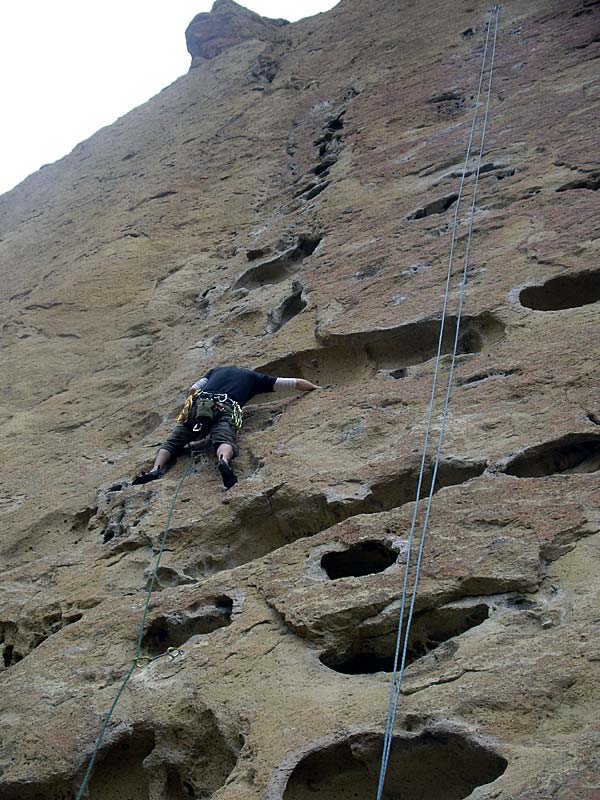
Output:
[133,365,318,489]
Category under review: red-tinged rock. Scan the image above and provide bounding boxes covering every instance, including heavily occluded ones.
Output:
[185,0,288,66]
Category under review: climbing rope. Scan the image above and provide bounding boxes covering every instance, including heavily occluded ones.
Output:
[376,6,501,798]
[75,460,195,800]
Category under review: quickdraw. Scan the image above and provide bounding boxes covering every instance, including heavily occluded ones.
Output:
[134,647,184,669]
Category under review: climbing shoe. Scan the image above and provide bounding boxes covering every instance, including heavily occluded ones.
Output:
[132,469,162,486]
[218,458,238,490]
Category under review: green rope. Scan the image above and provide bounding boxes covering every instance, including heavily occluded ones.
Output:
[134,461,194,656]
[75,460,194,800]
[74,663,136,800]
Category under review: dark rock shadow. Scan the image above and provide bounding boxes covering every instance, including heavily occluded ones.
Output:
[503,434,600,477]
[141,595,233,656]
[319,602,490,674]
[257,313,505,385]
[281,728,507,800]
[234,235,321,290]
[266,282,307,334]
[519,269,600,311]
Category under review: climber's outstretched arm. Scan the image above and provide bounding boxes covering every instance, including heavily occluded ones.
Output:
[274,377,319,392]
[294,378,319,392]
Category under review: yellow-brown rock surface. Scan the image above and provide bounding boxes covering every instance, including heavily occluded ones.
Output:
[0,1,599,798]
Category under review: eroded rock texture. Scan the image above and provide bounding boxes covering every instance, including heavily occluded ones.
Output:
[1,0,599,797]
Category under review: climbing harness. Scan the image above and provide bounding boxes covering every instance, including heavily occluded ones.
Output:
[177,390,243,432]
[376,6,501,799]
[74,460,194,800]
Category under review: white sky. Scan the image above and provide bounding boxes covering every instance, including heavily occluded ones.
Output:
[0,1,339,196]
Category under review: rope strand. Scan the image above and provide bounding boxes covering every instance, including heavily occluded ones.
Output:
[75,460,194,800]
[376,6,501,797]
[377,14,496,791]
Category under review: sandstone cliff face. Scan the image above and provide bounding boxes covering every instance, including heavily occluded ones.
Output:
[0,1,599,798]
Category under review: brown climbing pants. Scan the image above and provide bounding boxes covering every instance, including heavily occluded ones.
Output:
[161,407,240,459]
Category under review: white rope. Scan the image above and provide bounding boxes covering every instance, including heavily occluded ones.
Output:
[376,6,501,797]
